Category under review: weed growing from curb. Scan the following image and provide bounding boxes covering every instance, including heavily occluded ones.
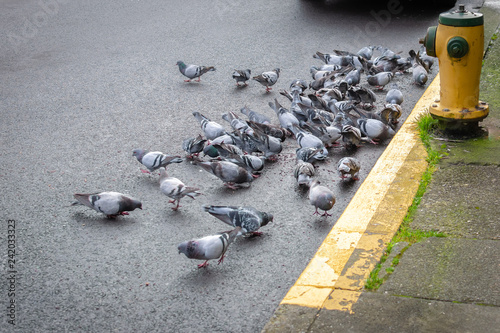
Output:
[364,111,448,291]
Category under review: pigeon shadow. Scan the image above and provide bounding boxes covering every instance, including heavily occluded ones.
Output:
[338,177,359,191]
[71,212,138,227]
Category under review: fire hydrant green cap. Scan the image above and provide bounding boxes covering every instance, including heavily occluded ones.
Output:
[447,36,469,58]
[439,4,483,27]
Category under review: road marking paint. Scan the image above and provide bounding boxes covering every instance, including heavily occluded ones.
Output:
[280,75,441,311]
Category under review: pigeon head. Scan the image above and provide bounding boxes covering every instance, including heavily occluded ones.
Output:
[128,197,143,211]
[176,61,186,70]
[178,241,188,255]
[178,240,198,258]
[261,213,274,227]
[132,149,146,162]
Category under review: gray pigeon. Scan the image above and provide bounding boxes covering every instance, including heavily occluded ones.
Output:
[347,86,377,107]
[159,169,201,211]
[182,134,207,158]
[222,111,254,135]
[310,67,333,80]
[313,51,351,66]
[178,227,241,268]
[357,118,395,144]
[409,50,429,86]
[176,60,215,82]
[223,153,265,173]
[195,160,255,190]
[337,157,361,180]
[308,180,336,217]
[268,98,300,130]
[192,111,226,140]
[344,68,361,86]
[232,69,251,86]
[412,63,428,86]
[252,133,283,161]
[357,46,374,60]
[296,147,327,163]
[132,149,183,174]
[385,83,404,105]
[202,205,273,237]
[253,68,280,92]
[246,120,287,142]
[240,106,271,125]
[210,133,235,146]
[72,192,142,218]
[366,71,393,90]
[290,79,308,93]
[299,121,341,147]
[293,160,316,187]
[203,143,244,159]
[289,125,327,152]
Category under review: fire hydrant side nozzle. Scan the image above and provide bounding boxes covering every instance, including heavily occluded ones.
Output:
[421,4,489,130]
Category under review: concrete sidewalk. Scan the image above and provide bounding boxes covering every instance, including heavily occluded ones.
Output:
[262,2,500,332]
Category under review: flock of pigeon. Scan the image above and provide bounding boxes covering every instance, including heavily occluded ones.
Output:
[71,45,434,268]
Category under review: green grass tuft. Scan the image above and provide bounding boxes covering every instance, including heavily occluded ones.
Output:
[364,111,447,290]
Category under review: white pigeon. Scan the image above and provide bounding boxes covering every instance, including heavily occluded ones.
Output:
[192,111,226,140]
[176,60,215,82]
[308,180,336,217]
[72,192,142,218]
[337,157,361,180]
[132,149,183,174]
[159,169,201,211]
[178,227,241,268]
[253,68,280,92]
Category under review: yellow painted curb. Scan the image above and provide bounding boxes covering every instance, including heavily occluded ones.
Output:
[280,74,441,312]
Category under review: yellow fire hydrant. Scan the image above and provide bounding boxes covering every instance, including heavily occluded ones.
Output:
[421,4,489,129]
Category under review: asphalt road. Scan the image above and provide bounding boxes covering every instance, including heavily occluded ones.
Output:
[0,0,472,331]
